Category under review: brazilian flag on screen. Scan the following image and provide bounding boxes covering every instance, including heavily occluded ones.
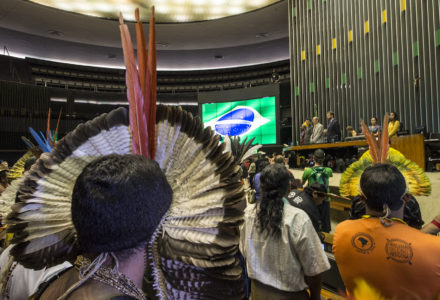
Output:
[202,96,276,144]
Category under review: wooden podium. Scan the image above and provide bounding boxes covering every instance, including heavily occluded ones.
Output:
[391,134,425,171]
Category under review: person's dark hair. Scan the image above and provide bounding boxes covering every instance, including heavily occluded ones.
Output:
[305,118,311,122]
[390,112,399,121]
[24,157,37,172]
[360,164,406,211]
[257,164,290,236]
[72,154,172,254]
[304,182,327,195]
[327,111,334,117]
[274,155,285,164]
[255,158,270,173]
[313,149,325,164]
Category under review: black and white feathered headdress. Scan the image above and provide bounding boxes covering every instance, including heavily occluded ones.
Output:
[6,8,249,300]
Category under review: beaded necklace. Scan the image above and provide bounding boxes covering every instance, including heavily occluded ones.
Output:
[74,256,146,300]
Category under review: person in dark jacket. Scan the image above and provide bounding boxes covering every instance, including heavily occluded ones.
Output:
[326,111,341,142]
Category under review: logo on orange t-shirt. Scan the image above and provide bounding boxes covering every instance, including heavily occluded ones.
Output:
[351,232,375,254]
[385,239,413,265]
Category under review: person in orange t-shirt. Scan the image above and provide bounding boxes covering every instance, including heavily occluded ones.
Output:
[333,164,440,300]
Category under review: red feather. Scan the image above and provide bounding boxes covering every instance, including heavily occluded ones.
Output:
[53,108,62,146]
[119,14,149,158]
[147,6,157,160]
[380,114,390,163]
[361,119,379,163]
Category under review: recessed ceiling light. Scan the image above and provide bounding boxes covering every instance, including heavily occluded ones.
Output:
[255,32,269,38]
[47,30,64,37]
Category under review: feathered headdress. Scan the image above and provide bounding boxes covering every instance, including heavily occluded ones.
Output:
[340,114,431,197]
[7,108,62,182]
[6,7,248,299]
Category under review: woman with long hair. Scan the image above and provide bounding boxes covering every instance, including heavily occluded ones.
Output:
[240,164,330,300]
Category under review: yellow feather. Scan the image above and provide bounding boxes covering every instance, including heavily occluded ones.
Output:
[7,151,35,181]
[352,279,389,300]
[340,148,431,197]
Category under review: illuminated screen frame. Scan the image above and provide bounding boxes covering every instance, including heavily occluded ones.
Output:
[197,85,280,145]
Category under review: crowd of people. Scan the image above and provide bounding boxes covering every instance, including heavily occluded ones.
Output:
[300,111,402,145]
[239,146,440,300]
[0,129,439,299]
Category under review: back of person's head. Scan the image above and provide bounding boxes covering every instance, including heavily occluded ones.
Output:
[257,164,290,236]
[24,157,37,171]
[274,155,285,164]
[346,125,354,132]
[304,182,327,195]
[360,164,406,212]
[255,158,270,173]
[72,154,172,254]
[313,149,325,164]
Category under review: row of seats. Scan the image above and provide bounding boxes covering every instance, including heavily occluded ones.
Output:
[34,74,289,93]
[28,57,290,94]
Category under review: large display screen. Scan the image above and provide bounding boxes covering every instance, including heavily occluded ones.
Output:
[202,96,276,144]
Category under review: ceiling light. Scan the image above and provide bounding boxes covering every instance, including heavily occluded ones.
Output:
[50,97,67,102]
[193,7,205,14]
[210,6,224,15]
[228,6,244,14]
[93,3,114,12]
[29,0,280,23]
[255,32,269,38]
[155,5,170,14]
[47,30,64,37]
[174,15,190,22]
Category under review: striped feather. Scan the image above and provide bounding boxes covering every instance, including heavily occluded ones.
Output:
[7,108,131,270]
[150,105,245,299]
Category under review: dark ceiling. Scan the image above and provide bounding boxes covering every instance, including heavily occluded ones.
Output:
[0,0,289,70]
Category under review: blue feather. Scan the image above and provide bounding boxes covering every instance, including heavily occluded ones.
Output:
[29,127,52,152]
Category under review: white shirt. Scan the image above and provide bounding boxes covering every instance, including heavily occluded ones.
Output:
[240,199,330,292]
[0,245,72,300]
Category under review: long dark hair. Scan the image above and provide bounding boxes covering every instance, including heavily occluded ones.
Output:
[257,164,290,236]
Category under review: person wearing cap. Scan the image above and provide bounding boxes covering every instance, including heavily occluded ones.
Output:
[287,183,328,235]
[301,149,333,233]
[0,161,9,196]
[35,154,173,299]
[333,164,440,299]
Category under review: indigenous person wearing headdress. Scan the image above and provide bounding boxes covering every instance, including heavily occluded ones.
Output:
[336,115,437,299]
[240,164,330,300]
[6,8,248,300]
[333,164,440,299]
[34,154,172,299]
